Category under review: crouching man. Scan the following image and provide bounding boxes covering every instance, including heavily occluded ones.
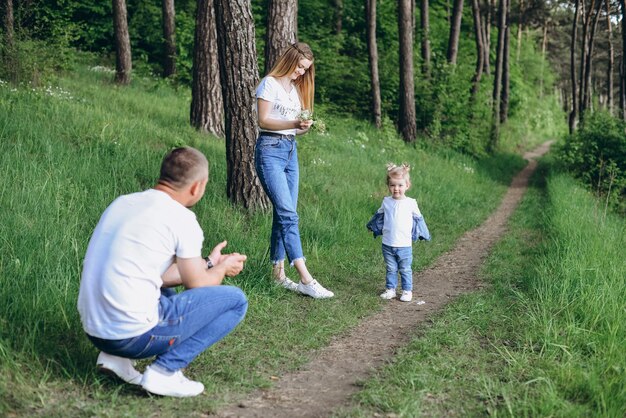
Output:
[77,147,248,397]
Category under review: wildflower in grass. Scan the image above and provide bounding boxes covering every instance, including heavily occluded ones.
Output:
[298,110,327,134]
[89,66,115,74]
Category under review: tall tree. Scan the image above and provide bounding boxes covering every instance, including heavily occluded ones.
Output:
[470,0,485,99]
[162,0,177,78]
[2,0,15,82]
[569,0,580,133]
[333,0,344,34]
[619,0,626,121]
[500,0,510,123]
[489,0,507,151]
[366,0,382,128]
[605,0,614,113]
[580,0,603,119]
[482,0,492,75]
[447,0,464,64]
[214,0,269,210]
[420,0,431,77]
[190,0,224,137]
[112,0,132,85]
[398,0,417,142]
[264,0,297,74]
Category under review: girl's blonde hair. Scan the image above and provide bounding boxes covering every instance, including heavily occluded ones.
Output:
[386,163,411,186]
[266,42,315,112]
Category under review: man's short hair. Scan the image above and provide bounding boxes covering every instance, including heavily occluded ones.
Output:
[159,147,209,189]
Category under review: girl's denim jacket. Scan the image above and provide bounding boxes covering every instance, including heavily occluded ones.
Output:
[366,211,431,242]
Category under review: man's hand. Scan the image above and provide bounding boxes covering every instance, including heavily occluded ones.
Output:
[207,240,229,266]
[220,253,247,277]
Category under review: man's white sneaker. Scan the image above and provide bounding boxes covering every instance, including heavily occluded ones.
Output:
[380,288,397,299]
[297,279,334,299]
[96,351,143,385]
[276,277,299,292]
[141,365,205,397]
[400,290,413,302]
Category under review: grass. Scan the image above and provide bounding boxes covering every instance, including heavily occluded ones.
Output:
[0,63,527,416]
[338,159,626,417]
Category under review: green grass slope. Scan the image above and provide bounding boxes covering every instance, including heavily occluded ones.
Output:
[0,65,526,416]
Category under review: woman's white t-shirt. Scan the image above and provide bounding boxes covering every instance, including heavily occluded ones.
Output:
[256,76,301,136]
[77,189,204,340]
[380,196,421,247]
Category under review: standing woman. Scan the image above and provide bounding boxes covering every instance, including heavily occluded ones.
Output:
[255,42,334,299]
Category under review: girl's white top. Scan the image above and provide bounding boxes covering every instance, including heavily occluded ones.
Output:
[380,196,421,247]
[256,76,301,136]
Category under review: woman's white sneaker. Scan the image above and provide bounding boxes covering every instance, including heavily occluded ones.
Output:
[400,290,413,302]
[380,288,397,299]
[276,277,299,292]
[96,351,143,385]
[141,365,205,397]
[297,279,334,299]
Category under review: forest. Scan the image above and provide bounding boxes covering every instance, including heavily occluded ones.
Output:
[1,0,625,416]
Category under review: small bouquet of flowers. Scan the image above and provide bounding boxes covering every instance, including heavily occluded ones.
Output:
[298,110,327,134]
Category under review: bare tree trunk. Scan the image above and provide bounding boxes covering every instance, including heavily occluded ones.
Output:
[420,0,431,78]
[112,0,132,85]
[2,0,15,82]
[470,0,484,99]
[190,0,224,137]
[539,20,549,97]
[619,0,626,121]
[162,0,176,78]
[214,0,269,210]
[605,0,614,113]
[489,0,506,151]
[447,0,464,64]
[333,0,343,34]
[482,0,492,75]
[581,0,603,119]
[569,0,580,133]
[366,0,382,128]
[398,0,417,142]
[500,0,510,123]
[515,0,523,62]
[264,0,297,74]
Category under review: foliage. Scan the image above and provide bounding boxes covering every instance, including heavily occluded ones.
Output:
[556,111,626,214]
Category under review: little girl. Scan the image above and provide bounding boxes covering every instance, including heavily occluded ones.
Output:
[366,163,430,302]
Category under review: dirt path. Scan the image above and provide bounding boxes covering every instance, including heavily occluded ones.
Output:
[215,142,552,418]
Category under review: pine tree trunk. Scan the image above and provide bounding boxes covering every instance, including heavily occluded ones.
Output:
[2,0,15,82]
[482,0,492,75]
[214,0,269,210]
[398,0,417,142]
[581,0,603,118]
[605,0,614,113]
[489,0,506,151]
[112,0,132,85]
[162,0,176,78]
[420,0,431,78]
[515,0,523,62]
[539,20,548,97]
[470,0,484,99]
[569,0,580,133]
[190,0,224,137]
[447,0,464,64]
[333,0,343,34]
[264,0,297,74]
[619,0,626,121]
[366,0,382,128]
[499,0,510,123]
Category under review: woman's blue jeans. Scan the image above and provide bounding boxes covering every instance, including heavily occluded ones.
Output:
[87,286,248,372]
[382,244,413,291]
[255,133,304,264]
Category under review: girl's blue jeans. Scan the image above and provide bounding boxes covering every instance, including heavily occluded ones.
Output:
[87,286,248,372]
[255,133,304,264]
[382,244,413,291]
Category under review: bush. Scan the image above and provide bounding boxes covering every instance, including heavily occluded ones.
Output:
[556,111,626,214]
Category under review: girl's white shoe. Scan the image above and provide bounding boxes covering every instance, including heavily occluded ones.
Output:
[400,290,413,302]
[380,288,396,299]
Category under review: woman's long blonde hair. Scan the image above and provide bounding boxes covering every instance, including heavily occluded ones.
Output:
[266,42,315,112]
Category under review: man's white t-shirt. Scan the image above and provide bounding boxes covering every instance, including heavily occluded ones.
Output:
[256,76,302,136]
[380,196,421,247]
[77,189,204,340]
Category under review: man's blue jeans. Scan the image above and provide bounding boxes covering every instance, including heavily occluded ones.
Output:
[88,286,248,372]
[255,134,304,264]
[382,244,413,291]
